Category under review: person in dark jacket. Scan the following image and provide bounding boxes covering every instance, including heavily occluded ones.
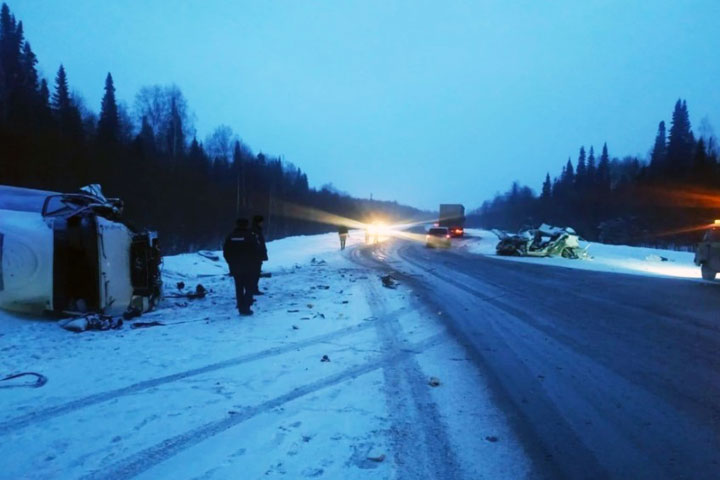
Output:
[223,218,260,315]
[251,215,269,295]
[338,225,349,250]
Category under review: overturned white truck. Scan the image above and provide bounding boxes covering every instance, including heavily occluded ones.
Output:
[0,185,161,316]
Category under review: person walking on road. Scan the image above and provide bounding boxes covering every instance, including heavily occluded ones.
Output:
[338,225,349,250]
[223,218,260,316]
[251,215,269,295]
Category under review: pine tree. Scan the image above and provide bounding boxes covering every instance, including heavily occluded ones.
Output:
[666,99,695,173]
[20,41,37,91]
[0,47,5,122]
[597,143,611,191]
[0,4,20,87]
[541,173,552,199]
[51,64,83,143]
[51,64,70,112]
[0,5,25,125]
[37,77,52,127]
[138,115,155,151]
[650,121,667,170]
[554,158,574,200]
[97,72,119,144]
[587,146,596,184]
[166,97,184,157]
[693,138,709,181]
[575,146,586,185]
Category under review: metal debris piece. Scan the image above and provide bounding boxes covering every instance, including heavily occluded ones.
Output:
[130,321,165,329]
[381,275,398,289]
[198,250,220,261]
[165,284,207,299]
[0,372,48,389]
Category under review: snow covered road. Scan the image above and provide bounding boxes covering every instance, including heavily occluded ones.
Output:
[1,233,530,480]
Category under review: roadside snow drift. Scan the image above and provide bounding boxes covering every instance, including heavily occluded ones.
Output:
[463,228,701,280]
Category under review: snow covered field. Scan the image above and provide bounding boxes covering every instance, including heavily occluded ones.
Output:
[463,228,701,280]
[0,231,530,480]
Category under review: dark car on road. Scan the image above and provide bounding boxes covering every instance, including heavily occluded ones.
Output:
[426,227,451,248]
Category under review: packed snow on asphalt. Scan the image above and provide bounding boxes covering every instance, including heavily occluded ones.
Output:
[0,231,531,480]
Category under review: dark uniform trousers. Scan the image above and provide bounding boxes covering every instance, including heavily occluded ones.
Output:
[232,271,254,310]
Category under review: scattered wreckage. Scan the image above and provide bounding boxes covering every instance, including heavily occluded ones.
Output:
[0,184,162,320]
[494,223,588,259]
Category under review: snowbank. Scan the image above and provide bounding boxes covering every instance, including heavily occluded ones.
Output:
[463,229,701,280]
[162,230,365,279]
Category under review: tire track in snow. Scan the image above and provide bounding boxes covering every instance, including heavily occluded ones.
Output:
[78,334,447,480]
[0,320,387,436]
[351,246,462,480]
[395,243,612,479]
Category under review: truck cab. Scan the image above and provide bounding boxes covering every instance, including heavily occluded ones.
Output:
[0,185,161,315]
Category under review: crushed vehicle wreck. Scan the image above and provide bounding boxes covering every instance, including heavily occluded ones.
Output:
[0,184,162,316]
[494,223,587,259]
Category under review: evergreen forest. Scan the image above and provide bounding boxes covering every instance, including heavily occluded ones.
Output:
[0,3,425,253]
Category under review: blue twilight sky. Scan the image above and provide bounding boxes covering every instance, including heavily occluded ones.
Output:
[11,1,720,210]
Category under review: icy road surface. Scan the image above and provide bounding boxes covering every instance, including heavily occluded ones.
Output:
[372,236,720,479]
[0,232,530,480]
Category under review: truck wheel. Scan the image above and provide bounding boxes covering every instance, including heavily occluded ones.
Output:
[701,264,717,281]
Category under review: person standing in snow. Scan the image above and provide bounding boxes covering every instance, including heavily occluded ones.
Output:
[338,225,349,250]
[223,218,260,316]
[251,215,269,295]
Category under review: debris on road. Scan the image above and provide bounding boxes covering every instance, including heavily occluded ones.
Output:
[494,223,588,259]
[197,250,220,261]
[380,275,398,289]
[0,372,48,389]
[165,284,207,299]
[645,254,669,262]
[59,314,123,332]
[122,306,142,320]
[130,321,165,329]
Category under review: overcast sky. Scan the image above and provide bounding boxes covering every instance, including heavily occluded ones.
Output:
[12,1,720,210]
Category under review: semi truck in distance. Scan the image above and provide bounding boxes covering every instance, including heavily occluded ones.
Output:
[438,204,465,237]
